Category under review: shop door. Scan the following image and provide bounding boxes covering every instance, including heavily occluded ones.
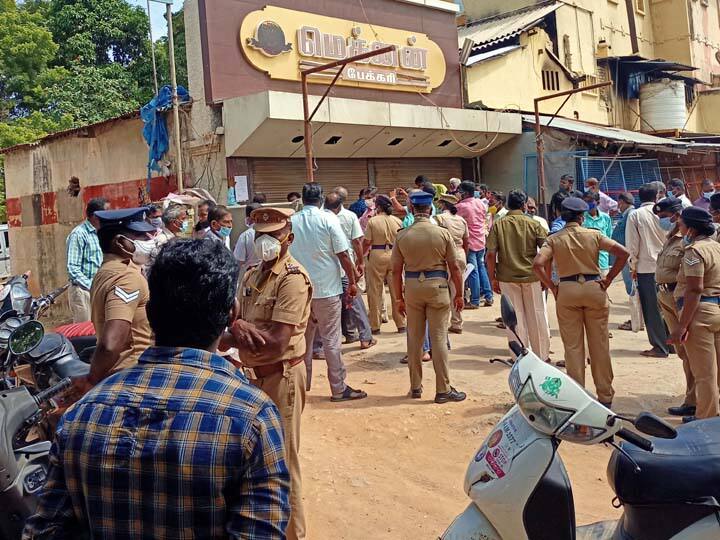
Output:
[373,158,462,194]
[250,159,369,203]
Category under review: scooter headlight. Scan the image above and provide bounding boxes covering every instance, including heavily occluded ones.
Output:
[558,423,607,443]
[517,377,574,434]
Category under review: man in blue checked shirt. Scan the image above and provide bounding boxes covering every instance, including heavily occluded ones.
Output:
[65,198,110,322]
[23,240,290,540]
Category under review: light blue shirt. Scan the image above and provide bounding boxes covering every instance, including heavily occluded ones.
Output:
[291,205,350,299]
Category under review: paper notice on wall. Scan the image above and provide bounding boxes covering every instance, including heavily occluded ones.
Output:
[234,175,249,202]
[463,263,475,282]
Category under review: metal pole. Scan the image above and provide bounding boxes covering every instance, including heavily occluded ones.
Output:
[302,74,314,183]
[166,2,183,191]
[300,45,396,183]
[146,0,159,96]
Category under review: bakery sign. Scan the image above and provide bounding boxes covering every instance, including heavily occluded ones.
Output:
[239,6,446,93]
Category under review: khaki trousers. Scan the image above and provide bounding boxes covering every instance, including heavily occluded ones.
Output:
[556,280,614,404]
[250,362,307,540]
[366,250,406,331]
[449,259,466,331]
[500,281,550,361]
[682,303,720,419]
[68,285,91,323]
[405,277,451,394]
[657,289,695,407]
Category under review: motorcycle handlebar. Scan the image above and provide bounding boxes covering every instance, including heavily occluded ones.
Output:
[618,428,654,452]
[33,377,72,406]
[46,283,70,302]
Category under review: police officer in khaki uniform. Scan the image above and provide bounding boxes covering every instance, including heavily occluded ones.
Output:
[670,207,720,422]
[363,194,406,333]
[653,198,696,417]
[436,194,469,334]
[223,207,312,540]
[533,197,629,407]
[391,191,466,403]
[74,208,155,395]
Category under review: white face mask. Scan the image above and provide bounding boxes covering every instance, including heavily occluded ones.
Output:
[120,236,155,265]
[253,234,282,262]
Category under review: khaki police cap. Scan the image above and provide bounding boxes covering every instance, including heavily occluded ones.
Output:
[439,194,459,205]
[251,207,294,233]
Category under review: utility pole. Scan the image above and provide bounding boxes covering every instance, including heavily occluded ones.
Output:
[146,0,159,96]
[151,0,183,191]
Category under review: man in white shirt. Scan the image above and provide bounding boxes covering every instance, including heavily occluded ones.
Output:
[291,183,368,402]
[327,188,376,349]
[668,178,693,208]
[526,197,549,232]
[233,203,262,284]
[625,183,669,357]
[585,177,618,215]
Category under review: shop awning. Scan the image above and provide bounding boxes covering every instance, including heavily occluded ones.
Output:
[223,91,522,159]
[522,115,720,154]
[458,1,561,52]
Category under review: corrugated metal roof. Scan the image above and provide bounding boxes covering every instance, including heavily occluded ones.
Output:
[458,1,562,50]
[521,115,720,152]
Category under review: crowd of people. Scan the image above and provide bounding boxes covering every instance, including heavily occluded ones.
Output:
[37,172,720,539]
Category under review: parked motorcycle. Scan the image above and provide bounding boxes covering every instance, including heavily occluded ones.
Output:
[0,321,72,540]
[441,297,720,540]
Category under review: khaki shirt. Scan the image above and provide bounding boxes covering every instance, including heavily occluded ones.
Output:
[435,213,468,262]
[539,222,617,278]
[392,217,457,272]
[90,254,152,372]
[364,214,403,246]
[238,253,312,367]
[486,210,547,283]
[655,232,684,285]
[675,236,720,299]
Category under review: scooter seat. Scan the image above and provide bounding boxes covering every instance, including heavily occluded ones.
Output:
[608,417,720,505]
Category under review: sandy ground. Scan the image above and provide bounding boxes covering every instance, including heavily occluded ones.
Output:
[300,282,688,539]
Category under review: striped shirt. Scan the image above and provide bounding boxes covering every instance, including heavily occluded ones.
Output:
[23,347,290,540]
[66,220,103,290]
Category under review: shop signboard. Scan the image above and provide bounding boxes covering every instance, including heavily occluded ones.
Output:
[239,5,447,93]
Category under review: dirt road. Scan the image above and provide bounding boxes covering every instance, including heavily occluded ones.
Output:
[301,282,686,538]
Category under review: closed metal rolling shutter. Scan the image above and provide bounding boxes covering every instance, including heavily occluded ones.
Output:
[250,159,370,203]
[373,158,462,194]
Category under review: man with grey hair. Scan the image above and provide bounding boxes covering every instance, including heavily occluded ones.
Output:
[448,177,461,196]
[143,204,190,275]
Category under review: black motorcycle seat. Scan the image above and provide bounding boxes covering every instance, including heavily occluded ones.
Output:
[608,417,720,505]
[52,356,90,378]
[26,333,65,361]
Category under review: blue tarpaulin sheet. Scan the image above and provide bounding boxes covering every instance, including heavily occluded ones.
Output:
[141,85,190,176]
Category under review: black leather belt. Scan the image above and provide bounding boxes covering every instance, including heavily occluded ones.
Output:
[371,244,393,250]
[657,282,677,293]
[677,296,720,310]
[405,270,448,280]
[559,274,601,283]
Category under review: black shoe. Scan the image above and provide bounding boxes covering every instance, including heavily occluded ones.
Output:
[449,327,462,334]
[668,404,696,417]
[410,387,422,399]
[371,329,381,335]
[397,327,406,334]
[482,299,494,307]
[400,355,408,364]
[435,387,467,404]
[682,415,697,424]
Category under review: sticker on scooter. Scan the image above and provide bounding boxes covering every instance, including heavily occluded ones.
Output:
[540,376,562,398]
[487,430,503,448]
[474,447,487,462]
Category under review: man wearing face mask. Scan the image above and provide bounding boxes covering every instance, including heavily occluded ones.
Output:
[73,208,156,395]
[205,205,233,249]
[693,179,716,211]
[668,178,693,208]
[233,203,262,284]
[653,198,696,418]
[223,207,311,540]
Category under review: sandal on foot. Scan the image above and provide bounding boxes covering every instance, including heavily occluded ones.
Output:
[331,386,368,402]
[361,339,378,350]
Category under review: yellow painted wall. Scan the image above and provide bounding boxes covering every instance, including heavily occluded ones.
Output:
[466,30,608,124]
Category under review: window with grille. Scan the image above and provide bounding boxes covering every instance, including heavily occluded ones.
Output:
[542,70,560,91]
[636,0,645,13]
[581,74,599,95]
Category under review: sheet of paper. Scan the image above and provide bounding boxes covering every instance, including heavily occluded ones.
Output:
[233,175,249,202]
[463,263,475,282]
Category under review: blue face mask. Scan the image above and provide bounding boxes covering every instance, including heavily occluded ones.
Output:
[218,226,232,238]
[658,217,673,231]
[682,234,694,247]
[586,201,597,211]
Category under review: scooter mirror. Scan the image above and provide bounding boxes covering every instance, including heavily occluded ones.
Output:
[501,296,518,331]
[634,412,677,439]
[8,320,45,356]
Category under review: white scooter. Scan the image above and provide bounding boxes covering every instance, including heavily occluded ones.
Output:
[441,297,720,540]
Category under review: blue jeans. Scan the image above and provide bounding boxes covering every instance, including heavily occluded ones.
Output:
[621,264,634,296]
[466,249,493,305]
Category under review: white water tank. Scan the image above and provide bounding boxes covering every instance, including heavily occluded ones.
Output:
[639,79,687,132]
